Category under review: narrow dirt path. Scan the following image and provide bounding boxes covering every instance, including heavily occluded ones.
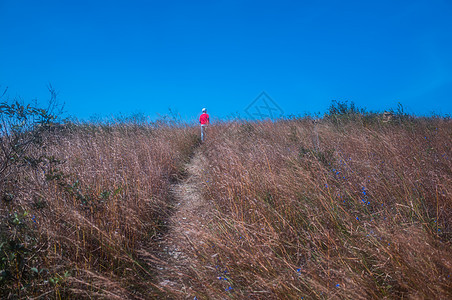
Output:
[154,149,214,299]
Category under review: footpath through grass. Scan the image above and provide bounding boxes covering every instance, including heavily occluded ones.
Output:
[1,99,451,299]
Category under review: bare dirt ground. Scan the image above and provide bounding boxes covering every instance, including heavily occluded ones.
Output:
[154,150,214,299]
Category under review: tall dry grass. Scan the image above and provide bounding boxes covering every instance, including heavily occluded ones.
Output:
[191,116,452,299]
[1,120,199,299]
[2,109,451,299]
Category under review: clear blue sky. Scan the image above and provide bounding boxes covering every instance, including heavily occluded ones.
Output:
[1,0,451,121]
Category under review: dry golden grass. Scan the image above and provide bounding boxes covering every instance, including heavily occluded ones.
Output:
[1,113,451,299]
[1,121,199,299]
[190,116,452,299]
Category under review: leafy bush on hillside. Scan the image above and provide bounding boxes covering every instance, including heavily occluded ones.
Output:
[0,86,63,296]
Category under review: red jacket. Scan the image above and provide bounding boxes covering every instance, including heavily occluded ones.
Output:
[200,113,209,125]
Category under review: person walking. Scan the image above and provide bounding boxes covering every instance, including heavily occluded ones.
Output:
[199,108,210,141]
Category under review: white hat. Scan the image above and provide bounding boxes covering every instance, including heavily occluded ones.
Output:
[202,108,207,112]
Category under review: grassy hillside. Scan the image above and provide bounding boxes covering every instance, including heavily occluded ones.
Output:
[0,107,199,298]
[1,101,451,299]
[193,114,452,299]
